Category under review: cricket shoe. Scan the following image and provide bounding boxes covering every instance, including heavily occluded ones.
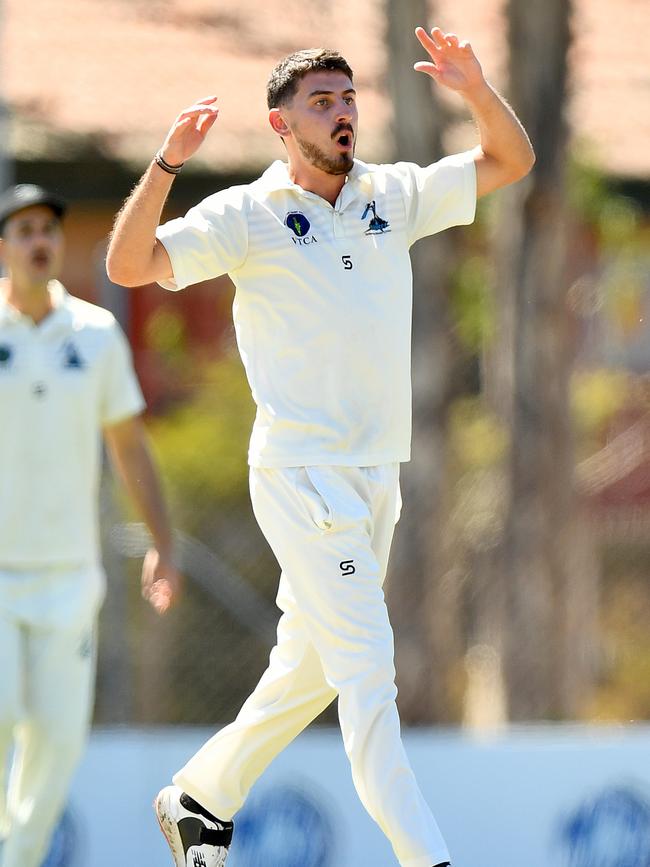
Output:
[154,785,233,867]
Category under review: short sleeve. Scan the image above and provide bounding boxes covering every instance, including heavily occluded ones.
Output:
[100,324,146,426]
[155,186,250,291]
[392,151,477,247]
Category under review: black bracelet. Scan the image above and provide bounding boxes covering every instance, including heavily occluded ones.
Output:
[154,151,184,175]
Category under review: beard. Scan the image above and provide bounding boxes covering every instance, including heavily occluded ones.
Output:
[293,130,354,175]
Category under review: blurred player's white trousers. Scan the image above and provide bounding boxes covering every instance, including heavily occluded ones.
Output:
[0,563,103,867]
[174,464,450,867]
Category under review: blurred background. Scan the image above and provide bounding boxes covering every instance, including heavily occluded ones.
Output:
[3,0,650,864]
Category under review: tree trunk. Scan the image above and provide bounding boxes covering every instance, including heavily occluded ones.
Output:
[482,0,598,720]
[384,0,465,723]
[0,0,13,192]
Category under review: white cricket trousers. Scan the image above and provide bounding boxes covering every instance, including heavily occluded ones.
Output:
[174,464,450,867]
[0,564,101,867]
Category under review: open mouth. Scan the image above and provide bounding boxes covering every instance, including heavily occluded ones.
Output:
[335,131,353,150]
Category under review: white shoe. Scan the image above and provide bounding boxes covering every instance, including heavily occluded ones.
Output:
[154,785,233,867]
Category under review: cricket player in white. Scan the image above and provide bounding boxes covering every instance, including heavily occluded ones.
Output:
[0,184,182,867]
[107,25,534,867]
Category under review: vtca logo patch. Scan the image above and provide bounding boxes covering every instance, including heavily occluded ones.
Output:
[362,200,390,234]
[285,211,318,246]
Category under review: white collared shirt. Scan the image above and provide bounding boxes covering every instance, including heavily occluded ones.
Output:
[0,281,145,565]
[156,153,476,467]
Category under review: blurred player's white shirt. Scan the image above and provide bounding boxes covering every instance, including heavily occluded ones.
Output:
[0,280,145,566]
[156,153,476,468]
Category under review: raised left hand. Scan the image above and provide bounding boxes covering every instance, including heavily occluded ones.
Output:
[414,26,485,94]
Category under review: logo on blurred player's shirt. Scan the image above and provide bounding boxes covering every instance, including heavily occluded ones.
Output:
[229,784,333,867]
[557,785,650,867]
[62,340,85,369]
[78,630,94,660]
[0,344,13,367]
[285,212,318,246]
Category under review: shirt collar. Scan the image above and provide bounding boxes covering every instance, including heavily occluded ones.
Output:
[48,279,67,309]
[0,279,72,327]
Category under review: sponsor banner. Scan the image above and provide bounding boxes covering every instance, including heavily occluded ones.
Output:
[54,725,650,867]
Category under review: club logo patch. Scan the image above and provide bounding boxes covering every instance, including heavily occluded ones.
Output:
[285,212,311,237]
[62,340,85,369]
[362,200,390,234]
[285,211,318,246]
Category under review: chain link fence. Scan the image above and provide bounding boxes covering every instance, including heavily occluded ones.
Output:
[95,491,338,727]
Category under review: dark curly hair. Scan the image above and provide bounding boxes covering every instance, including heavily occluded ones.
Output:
[266,49,354,109]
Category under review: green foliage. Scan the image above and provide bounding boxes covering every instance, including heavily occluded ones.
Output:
[598,197,642,249]
[145,307,188,361]
[567,154,611,226]
[571,369,630,435]
[586,556,650,722]
[146,352,256,534]
[568,155,644,250]
[449,397,508,472]
[449,256,494,352]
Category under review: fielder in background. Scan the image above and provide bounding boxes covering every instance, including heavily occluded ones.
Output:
[0,183,182,867]
[107,24,534,867]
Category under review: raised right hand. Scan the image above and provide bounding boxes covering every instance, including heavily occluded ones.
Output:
[158,96,219,166]
[141,547,184,615]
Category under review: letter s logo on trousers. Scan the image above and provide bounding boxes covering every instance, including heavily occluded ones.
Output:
[339,559,356,576]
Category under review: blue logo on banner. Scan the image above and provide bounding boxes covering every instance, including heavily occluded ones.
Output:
[40,806,79,867]
[285,212,311,237]
[557,786,650,867]
[228,785,332,867]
